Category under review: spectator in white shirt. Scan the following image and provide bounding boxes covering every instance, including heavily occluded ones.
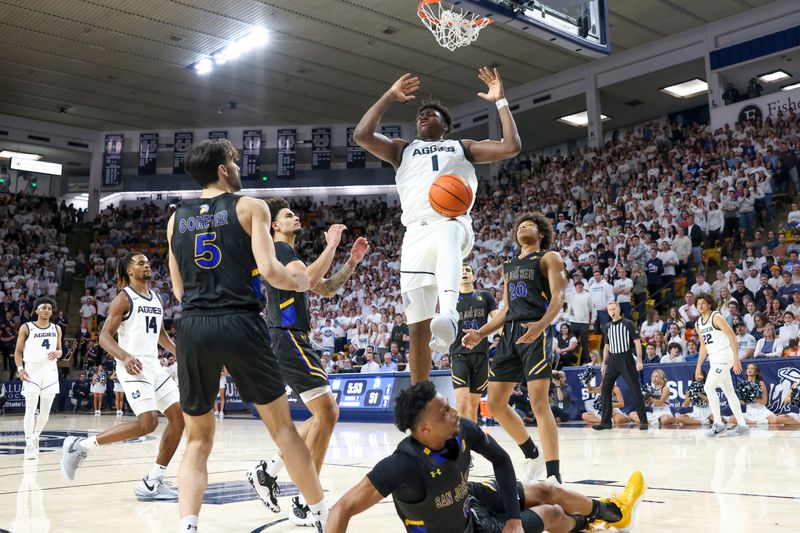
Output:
[778,311,799,347]
[80,300,97,332]
[639,308,664,344]
[743,265,762,294]
[587,270,614,333]
[678,292,700,327]
[786,292,800,316]
[735,323,756,359]
[612,266,633,320]
[661,342,686,363]
[689,272,712,296]
[787,202,800,229]
[360,347,381,373]
[566,280,594,358]
[743,301,758,331]
[754,325,783,358]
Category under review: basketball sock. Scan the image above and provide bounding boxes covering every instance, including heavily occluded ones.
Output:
[570,514,588,532]
[434,222,464,316]
[180,515,198,531]
[79,435,100,452]
[308,499,328,524]
[33,395,54,437]
[719,375,746,424]
[147,464,167,481]
[519,438,539,460]
[593,499,622,522]
[545,460,561,483]
[265,455,284,477]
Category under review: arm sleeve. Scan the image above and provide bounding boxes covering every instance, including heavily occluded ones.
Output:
[461,419,521,519]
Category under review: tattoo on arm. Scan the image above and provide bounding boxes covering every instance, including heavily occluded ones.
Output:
[314,262,356,296]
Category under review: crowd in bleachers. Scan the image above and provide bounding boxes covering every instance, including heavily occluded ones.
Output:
[5,111,800,421]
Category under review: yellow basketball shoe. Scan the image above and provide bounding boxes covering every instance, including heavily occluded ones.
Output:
[600,470,646,532]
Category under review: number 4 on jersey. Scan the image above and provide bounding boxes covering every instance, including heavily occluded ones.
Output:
[41,338,50,350]
[144,315,157,334]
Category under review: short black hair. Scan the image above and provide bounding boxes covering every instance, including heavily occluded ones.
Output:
[418,99,453,136]
[513,211,554,249]
[394,380,437,432]
[184,138,240,188]
[266,197,290,236]
[33,297,56,311]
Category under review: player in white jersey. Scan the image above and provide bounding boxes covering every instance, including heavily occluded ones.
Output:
[61,253,185,500]
[694,294,749,437]
[14,297,62,459]
[354,67,521,382]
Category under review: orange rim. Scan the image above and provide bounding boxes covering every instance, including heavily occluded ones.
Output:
[417,0,492,26]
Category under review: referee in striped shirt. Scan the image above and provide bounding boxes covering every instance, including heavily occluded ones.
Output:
[593,301,649,430]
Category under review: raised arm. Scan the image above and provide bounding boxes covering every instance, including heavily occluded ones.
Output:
[353,74,416,167]
[327,476,386,533]
[462,68,521,164]
[313,237,370,298]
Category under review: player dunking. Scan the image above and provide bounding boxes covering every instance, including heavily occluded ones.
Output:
[15,297,61,459]
[354,67,521,383]
[166,139,327,532]
[449,264,497,421]
[463,213,566,484]
[694,294,749,437]
[247,197,368,526]
[61,253,185,501]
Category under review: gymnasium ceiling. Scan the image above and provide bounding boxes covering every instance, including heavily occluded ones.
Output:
[0,0,781,133]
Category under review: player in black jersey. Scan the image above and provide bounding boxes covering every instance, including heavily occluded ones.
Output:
[247,196,369,525]
[327,381,645,533]
[463,213,566,486]
[167,139,327,532]
[450,264,497,421]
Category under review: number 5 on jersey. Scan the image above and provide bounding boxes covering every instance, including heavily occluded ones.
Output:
[195,232,222,269]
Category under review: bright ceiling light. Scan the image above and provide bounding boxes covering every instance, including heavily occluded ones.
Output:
[660,78,708,99]
[758,70,791,83]
[249,27,270,46]
[557,111,611,127]
[782,82,800,92]
[195,58,213,75]
[0,150,42,160]
[223,42,242,61]
[213,53,227,65]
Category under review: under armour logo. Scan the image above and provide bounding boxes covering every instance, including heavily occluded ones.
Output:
[430,468,441,478]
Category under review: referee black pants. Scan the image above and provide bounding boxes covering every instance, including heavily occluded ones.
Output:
[600,353,647,426]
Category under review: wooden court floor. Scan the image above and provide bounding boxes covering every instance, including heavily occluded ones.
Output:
[1,413,798,532]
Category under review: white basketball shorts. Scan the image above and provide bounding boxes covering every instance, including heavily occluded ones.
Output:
[21,361,59,399]
[116,357,180,416]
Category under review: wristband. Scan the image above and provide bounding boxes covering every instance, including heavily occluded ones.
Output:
[495,98,508,110]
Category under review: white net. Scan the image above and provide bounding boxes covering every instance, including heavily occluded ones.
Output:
[417,0,492,51]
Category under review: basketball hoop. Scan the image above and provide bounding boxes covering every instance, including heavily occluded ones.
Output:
[417,0,492,51]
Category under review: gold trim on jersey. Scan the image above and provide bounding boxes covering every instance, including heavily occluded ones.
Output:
[287,331,327,380]
[279,297,295,309]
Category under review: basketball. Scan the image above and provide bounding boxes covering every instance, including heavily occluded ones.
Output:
[428,173,473,218]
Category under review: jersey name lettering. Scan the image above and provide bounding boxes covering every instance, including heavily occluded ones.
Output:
[177,210,229,233]
[137,305,163,315]
[411,145,456,156]
[32,332,57,338]
[507,268,536,281]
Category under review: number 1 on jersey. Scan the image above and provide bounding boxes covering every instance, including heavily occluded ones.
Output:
[431,154,439,171]
[144,315,157,334]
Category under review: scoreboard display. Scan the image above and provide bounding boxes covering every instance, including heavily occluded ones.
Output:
[285,371,456,422]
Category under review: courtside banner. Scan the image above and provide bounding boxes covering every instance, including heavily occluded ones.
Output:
[138,133,158,175]
[381,125,402,168]
[347,126,366,169]
[277,128,296,178]
[209,130,228,140]
[565,357,800,418]
[312,127,331,170]
[172,132,193,175]
[102,133,124,186]
[242,129,262,179]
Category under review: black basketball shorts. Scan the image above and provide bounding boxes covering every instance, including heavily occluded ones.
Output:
[269,328,329,396]
[489,321,553,383]
[468,480,544,533]
[177,312,286,416]
[451,352,490,394]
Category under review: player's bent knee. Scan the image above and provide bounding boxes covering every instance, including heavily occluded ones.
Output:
[538,504,565,526]
[138,412,159,434]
